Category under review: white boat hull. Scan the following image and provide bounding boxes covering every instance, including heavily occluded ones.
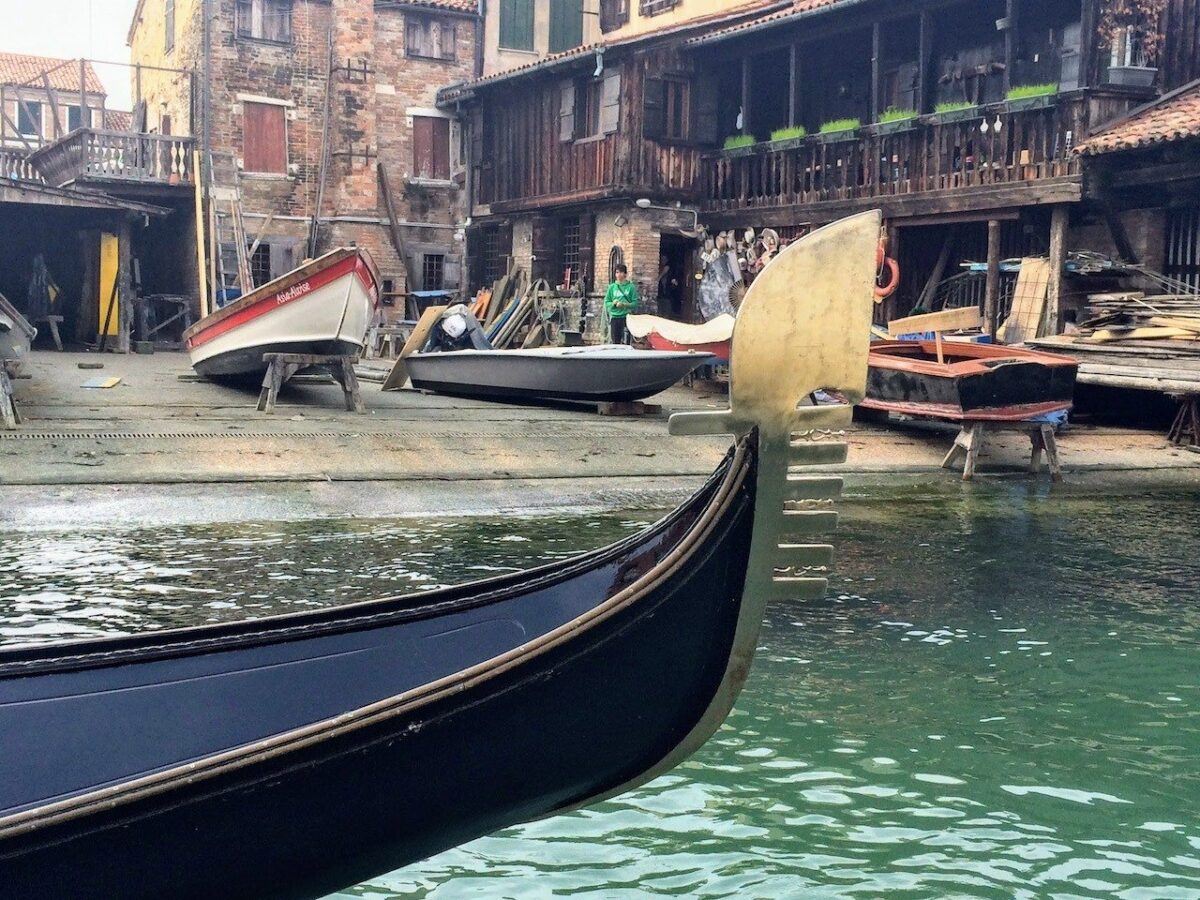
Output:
[185,249,379,378]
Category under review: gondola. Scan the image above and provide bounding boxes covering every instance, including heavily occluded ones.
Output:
[0,211,883,900]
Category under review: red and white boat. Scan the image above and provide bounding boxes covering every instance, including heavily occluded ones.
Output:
[184,247,380,378]
[626,313,734,360]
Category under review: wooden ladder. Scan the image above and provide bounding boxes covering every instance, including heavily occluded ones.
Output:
[208,151,252,305]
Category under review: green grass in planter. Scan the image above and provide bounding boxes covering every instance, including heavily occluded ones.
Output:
[769,125,807,142]
[818,118,861,135]
[879,107,918,124]
[934,101,975,114]
[723,134,756,150]
[1006,83,1058,101]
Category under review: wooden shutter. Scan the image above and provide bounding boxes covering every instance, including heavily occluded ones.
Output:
[406,16,433,57]
[443,254,462,291]
[243,101,286,173]
[440,21,457,59]
[559,79,576,142]
[414,116,450,179]
[599,0,629,33]
[531,216,560,284]
[165,0,175,52]
[263,0,291,42]
[500,0,533,50]
[692,75,719,146]
[599,67,621,135]
[549,0,583,53]
[431,117,450,179]
[643,77,666,141]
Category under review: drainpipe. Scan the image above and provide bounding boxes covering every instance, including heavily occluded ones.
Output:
[201,0,211,178]
[475,0,485,79]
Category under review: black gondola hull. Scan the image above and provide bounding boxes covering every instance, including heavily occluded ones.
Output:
[0,448,756,900]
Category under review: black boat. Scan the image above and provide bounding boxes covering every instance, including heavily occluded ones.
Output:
[0,210,883,900]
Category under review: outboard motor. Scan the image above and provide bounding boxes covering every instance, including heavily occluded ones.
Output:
[424,304,493,352]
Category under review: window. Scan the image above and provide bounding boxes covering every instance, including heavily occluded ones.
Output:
[412,115,450,180]
[422,254,445,291]
[17,101,41,138]
[639,0,679,17]
[576,78,603,139]
[248,242,271,288]
[560,218,581,288]
[243,101,287,174]
[406,14,456,60]
[499,0,533,50]
[236,0,291,43]
[549,0,583,53]
[481,225,509,285]
[165,0,175,52]
[599,0,629,33]
[664,78,688,140]
[65,105,84,132]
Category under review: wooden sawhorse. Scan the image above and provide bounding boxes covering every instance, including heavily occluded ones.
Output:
[1168,394,1199,449]
[257,353,365,414]
[942,421,1062,482]
[34,316,63,351]
[1,361,20,429]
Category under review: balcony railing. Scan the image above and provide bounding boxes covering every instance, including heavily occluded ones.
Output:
[28,129,196,189]
[702,94,1089,212]
[0,147,44,182]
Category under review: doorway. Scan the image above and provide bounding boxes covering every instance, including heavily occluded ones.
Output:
[658,233,696,321]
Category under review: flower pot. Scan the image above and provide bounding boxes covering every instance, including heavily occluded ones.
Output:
[928,106,982,125]
[1107,65,1158,88]
[816,128,858,144]
[1005,94,1056,112]
[868,117,919,137]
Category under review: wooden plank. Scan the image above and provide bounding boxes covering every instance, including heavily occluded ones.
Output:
[382,305,446,391]
[888,305,983,337]
[997,257,1052,344]
[378,162,413,294]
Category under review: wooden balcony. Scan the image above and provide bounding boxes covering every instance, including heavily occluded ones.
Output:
[701,94,1091,221]
[27,129,196,190]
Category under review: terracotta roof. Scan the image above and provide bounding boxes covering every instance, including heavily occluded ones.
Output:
[686,0,862,46]
[442,0,787,96]
[1077,80,1200,156]
[104,110,133,131]
[0,52,105,94]
[396,0,478,12]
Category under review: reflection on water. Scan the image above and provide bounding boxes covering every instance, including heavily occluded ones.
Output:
[3,489,1199,898]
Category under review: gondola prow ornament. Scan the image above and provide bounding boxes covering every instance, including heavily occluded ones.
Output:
[0,213,880,900]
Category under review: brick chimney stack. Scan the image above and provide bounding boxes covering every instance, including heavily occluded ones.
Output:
[330,0,378,216]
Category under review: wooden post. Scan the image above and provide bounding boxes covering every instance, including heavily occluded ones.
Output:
[118,217,135,353]
[1003,0,1018,94]
[871,22,882,124]
[984,218,1002,335]
[788,43,799,128]
[740,56,751,136]
[193,149,209,319]
[1079,0,1098,89]
[79,59,87,128]
[917,10,932,114]
[1047,205,1069,335]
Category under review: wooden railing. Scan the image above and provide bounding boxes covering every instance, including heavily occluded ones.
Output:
[0,147,43,182]
[702,95,1090,212]
[29,129,196,188]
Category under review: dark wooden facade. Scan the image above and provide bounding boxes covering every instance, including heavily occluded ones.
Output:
[455,0,1200,225]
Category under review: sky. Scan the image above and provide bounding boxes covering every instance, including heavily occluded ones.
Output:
[0,0,140,108]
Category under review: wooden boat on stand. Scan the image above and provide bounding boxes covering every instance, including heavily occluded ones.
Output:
[184,247,380,379]
[627,313,735,361]
[0,212,882,900]
[863,340,1079,421]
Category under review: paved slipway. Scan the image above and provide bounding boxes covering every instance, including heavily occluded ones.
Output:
[2,351,1198,527]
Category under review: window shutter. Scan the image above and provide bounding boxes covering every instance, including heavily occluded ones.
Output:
[559,79,576,142]
[413,116,434,178]
[531,216,561,284]
[643,77,666,141]
[443,255,462,290]
[599,67,621,135]
[165,0,175,52]
[692,75,719,146]
[431,117,450,180]
[440,21,457,59]
[549,0,583,54]
[500,0,534,50]
[449,118,463,175]
[599,0,629,33]
[243,101,287,173]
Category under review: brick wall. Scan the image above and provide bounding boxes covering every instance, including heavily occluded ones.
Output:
[132,0,478,309]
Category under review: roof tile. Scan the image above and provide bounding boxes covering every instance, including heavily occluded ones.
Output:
[1078,81,1200,156]
[0,52,105,95]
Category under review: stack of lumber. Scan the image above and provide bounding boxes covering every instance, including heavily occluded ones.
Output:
[1077,293,1200,346]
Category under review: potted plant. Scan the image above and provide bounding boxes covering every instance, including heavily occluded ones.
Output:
[1005,83,1058,112]
[870,107,919,136]
[722,133,758,155]
[1099,0,1166,87]
[816,118,861,142]
[929,101,982,124]
[768,125,808,148]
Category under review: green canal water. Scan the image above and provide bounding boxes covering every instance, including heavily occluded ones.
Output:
[2,488,1199,898]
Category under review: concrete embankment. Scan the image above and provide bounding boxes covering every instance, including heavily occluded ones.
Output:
[2,351,1198,526]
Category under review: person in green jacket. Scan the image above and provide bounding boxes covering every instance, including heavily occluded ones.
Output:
[604,264,638,344]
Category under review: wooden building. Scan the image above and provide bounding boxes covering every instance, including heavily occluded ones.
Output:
[447,0,1200,331]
